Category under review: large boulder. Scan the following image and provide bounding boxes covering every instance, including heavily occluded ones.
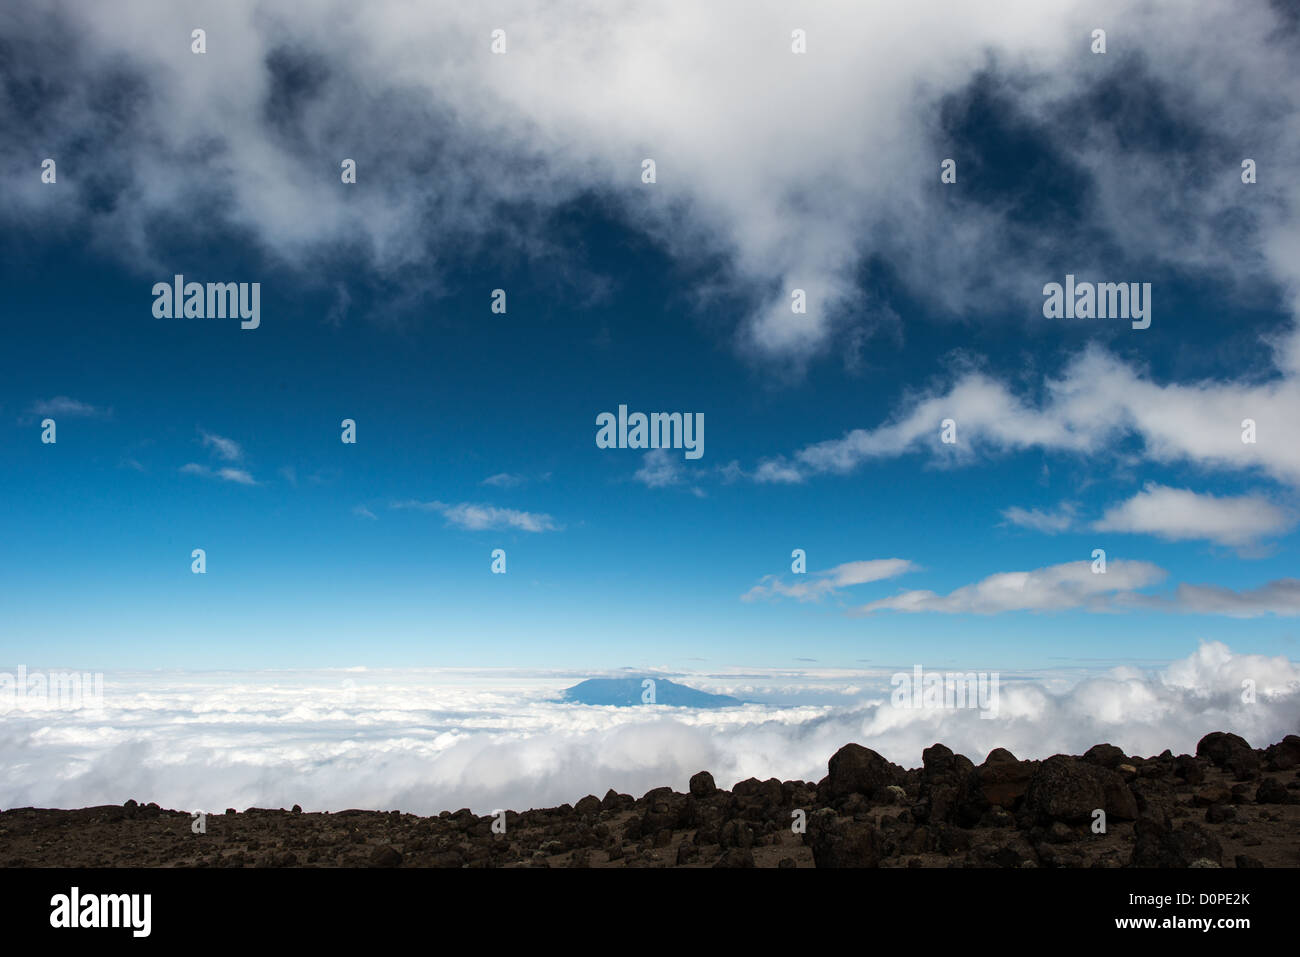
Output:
[688,771,717,797]
[1024,756,1103,824]
[733,777,783,807]
[713,847,756,868]
[1264,735,1300,772]
[1130,819,1223,867]
[1097,766,1140,821]
[1083,743,1128,769]
[718,818,755,849]
[1024,755,1137,825]
[1195,732,1260,780]
[1173,754,1204,785]
[809,818,884,868]
[639,788,688,833]
[368,845,403,868]
[915,743,978,826]
[1255,778,1297,805]
[974,754,1036,810]
[820,744,905,802]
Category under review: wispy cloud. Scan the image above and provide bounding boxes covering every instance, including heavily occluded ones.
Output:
[634,450,685,489]
[200,430,244,462]
[744,559,917,603]
[850,559,1300,618]
[26,396,110,419]
[1130,579,1300,618]
[180,463,258,486]
[392,500,560,532]
[853,559,1167,615]
[482,472,552,489]
[1001,503,1078,534]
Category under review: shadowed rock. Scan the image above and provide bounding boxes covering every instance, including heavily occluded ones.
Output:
[1196,732,1260,781]
[820,744,905,803]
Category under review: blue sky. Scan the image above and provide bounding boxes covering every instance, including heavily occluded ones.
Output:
[2,0,1298,675]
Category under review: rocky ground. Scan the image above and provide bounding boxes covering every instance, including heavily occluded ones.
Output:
[2,732,1298,867]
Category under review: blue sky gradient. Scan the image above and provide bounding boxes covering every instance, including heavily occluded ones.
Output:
[2,0,1298,676]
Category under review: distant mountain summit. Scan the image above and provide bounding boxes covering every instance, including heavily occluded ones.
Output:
[561,677,741,708]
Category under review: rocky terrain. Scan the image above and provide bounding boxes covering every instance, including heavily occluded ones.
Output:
[2,732,1298,867]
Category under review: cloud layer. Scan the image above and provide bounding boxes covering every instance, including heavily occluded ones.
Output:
[1,644,1296,814]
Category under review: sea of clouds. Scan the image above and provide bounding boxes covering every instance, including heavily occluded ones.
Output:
[1,641,1297,815]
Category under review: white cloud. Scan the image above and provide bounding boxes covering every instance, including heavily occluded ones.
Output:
[854,559,1167,615]
[1,644,1296,814]
[744,558,917,602]
[200,430,244,462]
[5,2,1297,369]
[26,396,109,419]
[1092,483,1294,548]
[634,449,683,488]
[753,459,806,485]
[1134,579,1300,619]
[482,473,527,488]
[180,463,259,486]
[854,558,1300,618]
[1002,503,1078,534]
[217,468,257,486]
[761,335,1300,487]
[392,500,559,532]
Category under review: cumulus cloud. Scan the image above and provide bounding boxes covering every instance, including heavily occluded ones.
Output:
[3,1,1297,370]
[854,559,1167,615]
[392,499,559,532]
[854,642,1300,772]
[758,334,1300,487]
[744,558,917,602]
[1092,482,1294,548]
[0,644,1296,814]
